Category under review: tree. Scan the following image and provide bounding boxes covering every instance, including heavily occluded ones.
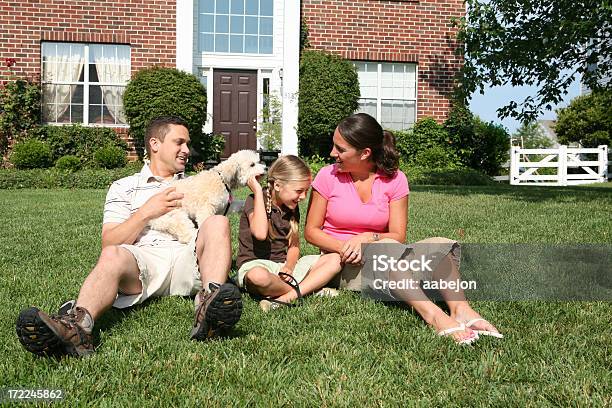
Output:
[457,0,612,123]
[513,122,553,148]
[555,90,611,147]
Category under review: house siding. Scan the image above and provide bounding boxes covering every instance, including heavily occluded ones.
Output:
[0,0,177,158]
[301,0,464,122]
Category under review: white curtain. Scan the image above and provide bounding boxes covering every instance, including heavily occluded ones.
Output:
[42,44,84,122]
[91,45,130,124]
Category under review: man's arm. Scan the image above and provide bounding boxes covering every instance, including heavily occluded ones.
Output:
[101,187,184,248]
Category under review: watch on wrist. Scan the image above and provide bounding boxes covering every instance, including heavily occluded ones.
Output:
[372,233,380,241]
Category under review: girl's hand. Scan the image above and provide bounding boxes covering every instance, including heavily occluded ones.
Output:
[279,266,294,282]
[247,175,263,194]
[341,233,372,264]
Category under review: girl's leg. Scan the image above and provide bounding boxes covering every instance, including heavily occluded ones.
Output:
[244,267,294,298]
[276,253,342,303]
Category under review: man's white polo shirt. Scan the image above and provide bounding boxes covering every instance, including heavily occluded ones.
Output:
[103,164,185,247]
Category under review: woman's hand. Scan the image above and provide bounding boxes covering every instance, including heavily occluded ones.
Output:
[340,233,372,264]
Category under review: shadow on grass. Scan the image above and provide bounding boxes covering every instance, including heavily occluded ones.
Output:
[411,183,612,203]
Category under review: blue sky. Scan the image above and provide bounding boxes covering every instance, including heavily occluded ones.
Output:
[468,74,582,134]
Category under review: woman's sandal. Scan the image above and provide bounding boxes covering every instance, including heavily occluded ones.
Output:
[438,323,479,345]
[259,272,303,312]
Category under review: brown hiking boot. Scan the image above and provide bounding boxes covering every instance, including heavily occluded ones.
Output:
[191,283,242,341]
[16,306,94,358]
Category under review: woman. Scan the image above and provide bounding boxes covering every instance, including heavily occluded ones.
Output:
[304,113,502,344]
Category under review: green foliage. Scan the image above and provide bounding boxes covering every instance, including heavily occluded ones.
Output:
[10,139,52,169]
[401,164,494,186]
[257,93,282,151]
[0,77,41,156]
[304,154,331,176]
[94,145,127,169]
[55,155,81,172]
[300,20,310,51]
[513,122,553,148]
[122,67,210,160]
[30,124,128,165]
[555,90,611,148]
[298,50,360,157]
[0,165,141,189]
[457,0,611,122]
[395,118,460,168]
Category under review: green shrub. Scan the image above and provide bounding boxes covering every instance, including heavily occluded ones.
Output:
[55,155,81,172]
[30,124,127,166]
[298,49,360,157]
[0,166,141,189]
[10,139,52,169]
[304,154,331,176]
[395,118,456,162]
[413,146,462,170]
[94,145,127,169]
[0,77,41,156]
[123,67,211,161]
[400,163,493,186]
[555,90,611,148]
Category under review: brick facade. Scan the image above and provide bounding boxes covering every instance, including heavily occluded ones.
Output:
[0,0,177,158]
[302,0,464,122]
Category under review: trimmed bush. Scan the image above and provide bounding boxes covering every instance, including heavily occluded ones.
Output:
[0,77,41,156]
[10,139,52,169]
[304,154,331,176]
[413,146,462,170]
[123,67,211,161]
[394,118,460,168]
[94,145,127,169]
[401,164,493,186]
[55,155,81,172]
[555,90,611,148]
[298,49,360,157]
[29,124,127,166]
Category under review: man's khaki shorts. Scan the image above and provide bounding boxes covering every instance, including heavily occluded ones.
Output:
[236,255,321,288]
[113,236,202,309]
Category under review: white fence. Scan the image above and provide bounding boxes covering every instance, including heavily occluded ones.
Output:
[510,145,609,186]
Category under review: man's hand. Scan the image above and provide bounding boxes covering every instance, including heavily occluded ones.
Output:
[137,187,184,222]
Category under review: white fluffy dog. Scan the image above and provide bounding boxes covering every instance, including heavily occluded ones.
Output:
[149,149,266,243]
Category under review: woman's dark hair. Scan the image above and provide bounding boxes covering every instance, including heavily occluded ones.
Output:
[337,113,399,177]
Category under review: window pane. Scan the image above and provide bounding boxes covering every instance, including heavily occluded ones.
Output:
[215,15,229,33]
[71,85,84,104]
[381,100,416,131]
[215,34,229,52]
[230,15,244,34]
[89,105,103,124]
[230,0,244,14]
[90,85,102,104]
[259,36,272,54]
[245,35,258,53]
[245,0,258,15]
[199,13,215,32]
[216,0,229,13]
[71,104,83,123]
[200,0,215,13]
[43,104,56,122]
[259,17,272,35]
[260,0,273,16]
[245,16,258,34]
[200,33,214,51]
[230,35,244,52]
[357,98,377,119]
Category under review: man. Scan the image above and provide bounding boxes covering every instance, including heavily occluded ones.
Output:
[16,116,242,357]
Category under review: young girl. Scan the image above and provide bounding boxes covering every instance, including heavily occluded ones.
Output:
[236,155,341,311]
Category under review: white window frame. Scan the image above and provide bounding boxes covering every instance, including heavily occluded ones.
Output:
[41,42,130,127]
[353,61,418,130]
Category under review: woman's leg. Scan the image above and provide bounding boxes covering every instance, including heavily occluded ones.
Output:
[275,253,342,303]
[244,267,294,298]
[432,251,501,335]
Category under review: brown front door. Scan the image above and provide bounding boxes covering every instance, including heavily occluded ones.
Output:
[213,69,257,158]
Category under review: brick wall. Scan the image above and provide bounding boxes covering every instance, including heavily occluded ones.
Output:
[302,0,464,122]
[0,0,177,159]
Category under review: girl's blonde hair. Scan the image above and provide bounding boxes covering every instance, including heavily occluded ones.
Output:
[264,155,311,245]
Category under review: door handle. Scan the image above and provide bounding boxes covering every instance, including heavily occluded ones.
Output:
[252,125,256,130]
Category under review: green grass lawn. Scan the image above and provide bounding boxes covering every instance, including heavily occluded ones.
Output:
[1,184,611,406]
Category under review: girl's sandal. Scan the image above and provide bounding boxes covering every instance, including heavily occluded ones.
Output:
[259,272,303,312]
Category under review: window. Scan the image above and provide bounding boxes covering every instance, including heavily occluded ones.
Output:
[41,42,130,125]
[353,62,417,130]
[199,0,274,54]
